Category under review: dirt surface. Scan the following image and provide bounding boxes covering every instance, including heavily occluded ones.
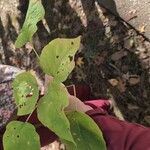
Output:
[97,0,150,39]
[68,0,150,126]
[0,0,150,149]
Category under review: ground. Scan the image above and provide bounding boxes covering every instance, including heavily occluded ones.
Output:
[95,0,150,39]
[0,0,150,149]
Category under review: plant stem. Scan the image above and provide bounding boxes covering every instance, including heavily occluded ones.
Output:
[66,84,77,97]
[25,105,37,122]
[32,47,40,60]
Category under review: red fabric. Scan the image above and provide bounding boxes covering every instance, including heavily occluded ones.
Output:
[67,84,91,100]
[85,99,111,111]
[86,101,150,150]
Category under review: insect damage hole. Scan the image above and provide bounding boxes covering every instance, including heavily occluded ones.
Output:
[26,92,33,98]
[71,41,74,45]
[68,56,73,62]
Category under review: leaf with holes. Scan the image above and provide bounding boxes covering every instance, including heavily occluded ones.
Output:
[15,0,45,48]
[64,111,107,150]
[40,37,80,82]
[12,72,39,116]
[37,80,75,144]
[3,121,40,150]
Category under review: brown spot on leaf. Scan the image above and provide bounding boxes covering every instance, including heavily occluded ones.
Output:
[69,56,73,61]
[26,92,33,98]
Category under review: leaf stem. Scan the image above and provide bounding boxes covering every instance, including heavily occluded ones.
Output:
[25,105,37,122]
[66,84,76,97]
[32,47,40,60]
[73,85,76,97]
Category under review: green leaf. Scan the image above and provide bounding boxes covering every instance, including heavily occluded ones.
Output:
[12,72,39,116]
[3,121,40,150]
[40,37,80,82]
[15,0,45,48]
[64,111,107,150]
[37,80,75,144]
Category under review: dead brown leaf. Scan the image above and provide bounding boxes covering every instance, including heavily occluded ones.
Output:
[108,79,119,87]
[111,51,128,61]
[129,77,140,85]
[76,57,84,67]
[117,78,126,93]
[138,25,146,33]
[127,104,139,110]
[109,78,126,93]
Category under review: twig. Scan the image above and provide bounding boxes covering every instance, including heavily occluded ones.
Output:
[32,46,40,60]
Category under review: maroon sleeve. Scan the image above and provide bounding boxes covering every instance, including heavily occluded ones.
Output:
[1,99,150,149]
[86,102,150,150]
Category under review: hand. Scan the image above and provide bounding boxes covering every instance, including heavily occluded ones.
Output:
[67,94,92,112]
[44,75,92,113]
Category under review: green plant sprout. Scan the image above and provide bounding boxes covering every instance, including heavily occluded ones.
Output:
[3,0,106,149]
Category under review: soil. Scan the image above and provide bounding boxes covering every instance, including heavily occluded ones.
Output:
[0,0,150,148]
